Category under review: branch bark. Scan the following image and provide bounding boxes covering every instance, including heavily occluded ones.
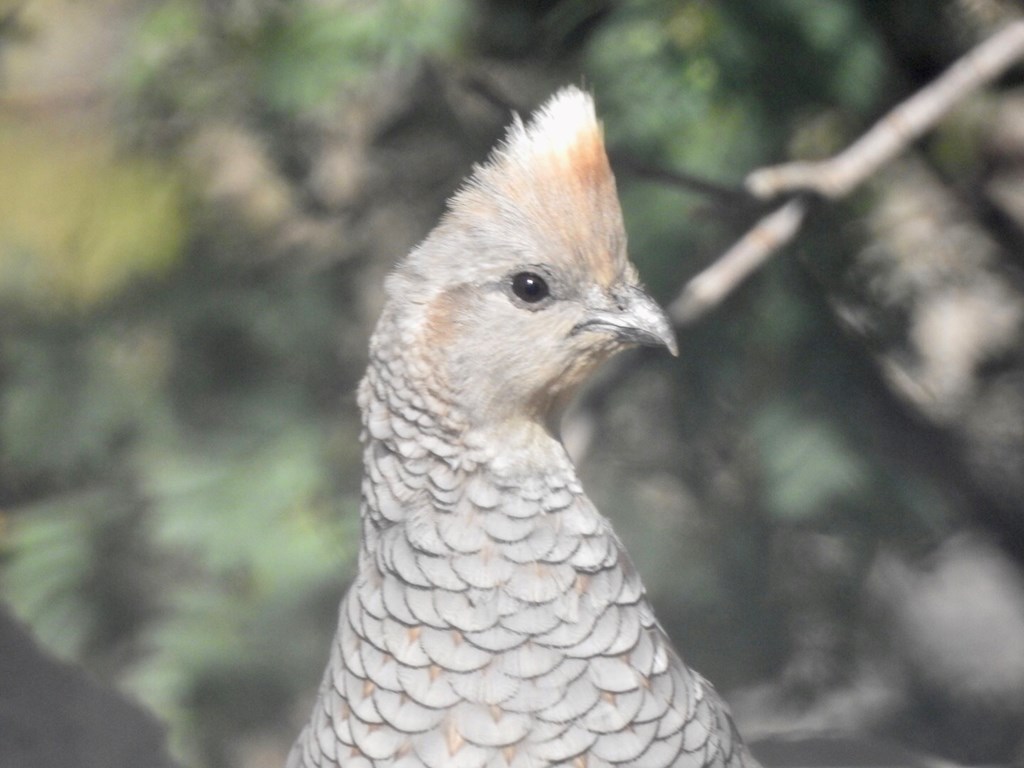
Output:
[670,198,808,324]
[673,19,1024,324]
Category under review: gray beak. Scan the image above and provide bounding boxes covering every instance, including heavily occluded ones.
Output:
[573,285,679,356]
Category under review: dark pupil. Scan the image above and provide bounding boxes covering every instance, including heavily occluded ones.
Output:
[512,272,549,303]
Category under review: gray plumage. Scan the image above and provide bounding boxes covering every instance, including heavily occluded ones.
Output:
[288,88,758,768]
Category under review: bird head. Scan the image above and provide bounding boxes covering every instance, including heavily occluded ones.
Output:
[378,87,677,433]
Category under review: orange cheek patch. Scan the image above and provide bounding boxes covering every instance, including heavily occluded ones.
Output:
[423,288,465,349]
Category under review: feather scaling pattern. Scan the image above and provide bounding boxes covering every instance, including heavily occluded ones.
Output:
[288,87,758,768]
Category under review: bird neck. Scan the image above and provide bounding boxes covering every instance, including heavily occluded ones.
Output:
[357,341,582,533]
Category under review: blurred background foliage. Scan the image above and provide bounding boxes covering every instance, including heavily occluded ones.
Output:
[2,1,1024,766]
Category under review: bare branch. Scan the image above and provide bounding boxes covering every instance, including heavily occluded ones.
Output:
[747,20,1024,200]
[674,19,1024,323]
[670,198,808,324]
[608,151,749,205]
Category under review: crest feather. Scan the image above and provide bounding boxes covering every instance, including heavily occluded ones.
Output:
[501,87,602,169]
[448,87,627,286]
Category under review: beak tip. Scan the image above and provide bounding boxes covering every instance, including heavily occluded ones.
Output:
[573,285,681,357]
[659,323,679,357]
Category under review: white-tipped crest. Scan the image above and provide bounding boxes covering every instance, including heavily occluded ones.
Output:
[434,86,627,287]
[500,86,601,169]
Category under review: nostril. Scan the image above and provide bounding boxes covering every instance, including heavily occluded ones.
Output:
[611,285,636,312]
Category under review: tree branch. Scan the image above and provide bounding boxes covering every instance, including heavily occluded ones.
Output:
[673,19,1024,324]
[747,20,1024,200]
[608,151,750,206]
[670,198,808,324]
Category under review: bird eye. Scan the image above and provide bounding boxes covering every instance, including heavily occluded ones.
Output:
[511,272,549,303]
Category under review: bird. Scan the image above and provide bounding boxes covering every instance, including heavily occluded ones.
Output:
[287,86,759,768]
